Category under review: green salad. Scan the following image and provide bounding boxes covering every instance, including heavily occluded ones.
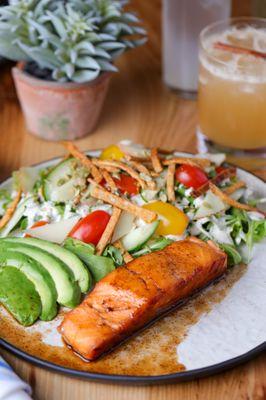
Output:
[0,141,265,326]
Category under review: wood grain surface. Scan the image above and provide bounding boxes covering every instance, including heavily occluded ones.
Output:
[0,1,265,399]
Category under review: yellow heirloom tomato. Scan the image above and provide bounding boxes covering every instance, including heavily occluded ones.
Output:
[143,201,188,236]
[100,145,124,160]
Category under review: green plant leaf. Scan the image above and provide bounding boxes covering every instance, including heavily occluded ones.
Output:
[75,56,100,69]
[45,11,67,39]
[95,59,117,72]
[99,41,125,51]
[72,69,100,83]
[17,41,61,69]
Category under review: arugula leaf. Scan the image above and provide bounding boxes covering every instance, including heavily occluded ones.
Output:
[19,217,28,230]
[219,243,242,266]
[103,244,124,266]
[246,219,266,262]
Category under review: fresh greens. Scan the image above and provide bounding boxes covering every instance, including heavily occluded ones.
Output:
[132,236,173,257]
[103,244,124,266]
[219,243,242,266]
[63,237,115,282]
[0,189,11,216]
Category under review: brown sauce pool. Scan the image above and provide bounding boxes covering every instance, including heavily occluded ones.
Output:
[0,264,246,376]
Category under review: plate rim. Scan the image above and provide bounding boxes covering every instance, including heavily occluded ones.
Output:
[0,151,265,384]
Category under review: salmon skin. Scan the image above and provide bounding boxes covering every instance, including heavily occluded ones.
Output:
[60,237,227,361]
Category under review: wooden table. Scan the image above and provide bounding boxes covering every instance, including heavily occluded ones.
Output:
[0,1,265,399]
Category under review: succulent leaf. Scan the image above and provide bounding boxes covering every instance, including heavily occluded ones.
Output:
[0,0,145,83]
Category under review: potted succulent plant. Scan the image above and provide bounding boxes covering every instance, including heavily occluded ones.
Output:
[0,0,145,141]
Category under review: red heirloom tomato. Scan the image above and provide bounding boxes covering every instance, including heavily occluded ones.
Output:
[175,164,208,190]
[68,210,110,245]
[113,174,139,195]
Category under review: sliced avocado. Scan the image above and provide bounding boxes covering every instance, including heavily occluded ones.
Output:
[0,240,81,308]
[0,266,41,326]
[0,251,57,321]
[63,238,115,282]
[2,237,89,293]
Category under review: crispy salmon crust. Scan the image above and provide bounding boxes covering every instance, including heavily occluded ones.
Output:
[60,238,227,361]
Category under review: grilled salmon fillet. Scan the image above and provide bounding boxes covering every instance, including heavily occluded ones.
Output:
[60,237,227,360]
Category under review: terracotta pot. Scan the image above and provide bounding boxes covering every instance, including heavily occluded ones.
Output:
[12,64,111,141]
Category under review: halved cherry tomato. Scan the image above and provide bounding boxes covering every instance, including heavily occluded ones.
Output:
[100,145,124,160]
[68,210,110,245]
[113,174,139,195]
[25,220,48,238]
[215,166,226,175]
[143,201,188,236]
[175,164,208,190]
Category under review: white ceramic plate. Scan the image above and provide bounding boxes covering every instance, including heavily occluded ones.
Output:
[0,152,265,384]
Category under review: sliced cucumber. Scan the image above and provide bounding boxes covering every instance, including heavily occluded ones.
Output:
[122,220,159,252]
[0,196,32,238]
[2,237,90,293]
[43,158,86,203]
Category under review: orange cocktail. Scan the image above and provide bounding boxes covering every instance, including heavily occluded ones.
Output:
[198,18,266,151]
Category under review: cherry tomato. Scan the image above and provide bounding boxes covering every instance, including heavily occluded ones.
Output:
[114,174,139,195]
[175,164,208,190]
[100,145,124,160]
[68,210,110,245]
[215,166,226,175]
[143,201,188,236]
[25,220,48,238]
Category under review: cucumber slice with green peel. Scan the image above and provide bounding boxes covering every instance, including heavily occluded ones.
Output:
[0,266,41,326]
[0,196,32,238]
[0,240,81,308]
[1,237,90,293]
[122,220,159,252]
[0,251,57,321]
[43,158,87,203]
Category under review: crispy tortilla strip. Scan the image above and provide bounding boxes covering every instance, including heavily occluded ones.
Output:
[166,164,176,202]
[101,165,120,174]
[113,240,133,263]
[0,189,22,230]
[163,157,210,168]
[193,166,236,197]
[102,169,116,193]
[91,186,157,223]
[126,158,156,190]
[125,156,151,175]
[87,178,102,188]
[158,148,174,155]
[96,208,122,255]
[61,141,102,183]
[150,171,160,178]
[224,180,246,195]
[209,183,265,215]
[151,148,163,173]
[93,159,146,189]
